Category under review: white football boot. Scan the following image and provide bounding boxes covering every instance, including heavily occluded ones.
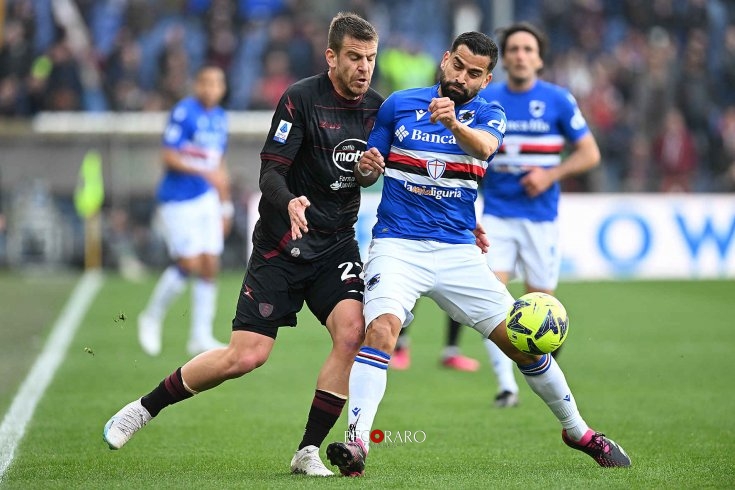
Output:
[290,445,334,476]
[103,398,152,449]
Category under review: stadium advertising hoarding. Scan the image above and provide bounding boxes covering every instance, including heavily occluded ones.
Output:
[247,194,735,280]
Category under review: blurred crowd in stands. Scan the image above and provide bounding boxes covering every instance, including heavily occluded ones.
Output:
[2,0,735,193]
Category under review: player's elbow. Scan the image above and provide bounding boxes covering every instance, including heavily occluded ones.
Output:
[480,134,501,161]
[480,145,495,161]
[587,145,602,169]
[477,142,497,161]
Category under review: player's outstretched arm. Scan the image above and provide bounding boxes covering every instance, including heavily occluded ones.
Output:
[354,147,384,187]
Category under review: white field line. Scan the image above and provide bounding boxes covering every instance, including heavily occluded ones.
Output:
[0,270,104,482]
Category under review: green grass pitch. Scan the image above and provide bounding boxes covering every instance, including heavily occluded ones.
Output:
[0,272,733,488]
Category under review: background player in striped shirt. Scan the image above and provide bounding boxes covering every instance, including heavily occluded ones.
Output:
[137,65,232,357]
[449,22,602,408]
[326,31,628,477]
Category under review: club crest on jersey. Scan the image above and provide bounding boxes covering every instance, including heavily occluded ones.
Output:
[332,138,366,172]
[458,110,475,125]
[529,100,545,118]
[426,159,446,180]
[273,120,292,144]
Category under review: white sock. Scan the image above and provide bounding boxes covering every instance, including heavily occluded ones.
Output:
[519,354,589,441]
[143,265,187,320]
[191,278,217,341]
[348,347,390,452]
[441,345,460,359]
[483,338,519,394]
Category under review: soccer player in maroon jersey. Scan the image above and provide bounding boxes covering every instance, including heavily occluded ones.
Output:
[103,12,383,477]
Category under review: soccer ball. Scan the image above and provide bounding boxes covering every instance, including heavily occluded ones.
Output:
[506,292,569,354]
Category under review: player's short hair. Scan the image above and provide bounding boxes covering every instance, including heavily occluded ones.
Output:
[496,22,549,61]
[328,12,378,52]
[196,65,224,78]
[451,31,499,72]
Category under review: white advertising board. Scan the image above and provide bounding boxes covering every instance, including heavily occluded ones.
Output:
[248,193,735,280]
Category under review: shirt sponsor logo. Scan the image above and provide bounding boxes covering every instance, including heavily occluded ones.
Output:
[273,120,292,143]
[570,107,587,130]
[410,129,456,145]
[403,182,461,200]
[506,119,550,132]
[330,175,358,190]
[320,120,342,129]
[332,138,366,172]
[395,125,409,142]
[488,119,507,133]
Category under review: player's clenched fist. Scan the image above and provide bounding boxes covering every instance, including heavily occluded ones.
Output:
[429,97,457,127]
[357,147,385,175]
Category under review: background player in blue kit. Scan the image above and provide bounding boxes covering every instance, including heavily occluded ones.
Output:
[104,12,383,477]
[448,22,602,408]
[137,65,232,357]
[325,31,629,477]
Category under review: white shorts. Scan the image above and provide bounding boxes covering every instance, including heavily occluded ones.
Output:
[362,238,514,338]
[481,214,560,291]
[157,190,224,259]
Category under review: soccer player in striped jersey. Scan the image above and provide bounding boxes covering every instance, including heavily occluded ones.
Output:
[326,31,629,476]
[467,22,601,408]
[137,65,232,357]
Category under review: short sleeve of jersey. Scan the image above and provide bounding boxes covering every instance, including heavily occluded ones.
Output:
[557,88,589,143]
[162,101,192,149]
[260,87,306,163]
[475,100,507,151]
[367,93,397,156]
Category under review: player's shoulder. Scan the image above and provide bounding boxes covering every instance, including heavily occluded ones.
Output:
[364,86,385,107]
[170,96,198,121]
[284,73,329,102]
[397,85,434,99]
[385,85,434,107]
[473,92,505,113]
[535,80,576,104]
[480,82,504,99]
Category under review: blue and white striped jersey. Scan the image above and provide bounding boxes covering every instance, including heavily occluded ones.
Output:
[479,80,589,221]
[157,97,228,202]
[368,84,506,244]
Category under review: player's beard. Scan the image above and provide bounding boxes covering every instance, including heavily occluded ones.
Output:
[439,74,473,105]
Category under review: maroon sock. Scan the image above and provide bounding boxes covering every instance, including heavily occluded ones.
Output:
[297,390,346,450]
[140,367,193,417]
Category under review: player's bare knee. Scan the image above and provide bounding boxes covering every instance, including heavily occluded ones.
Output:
[365,315,398,352]
[224,346,270,377]
[332,321,364,356]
